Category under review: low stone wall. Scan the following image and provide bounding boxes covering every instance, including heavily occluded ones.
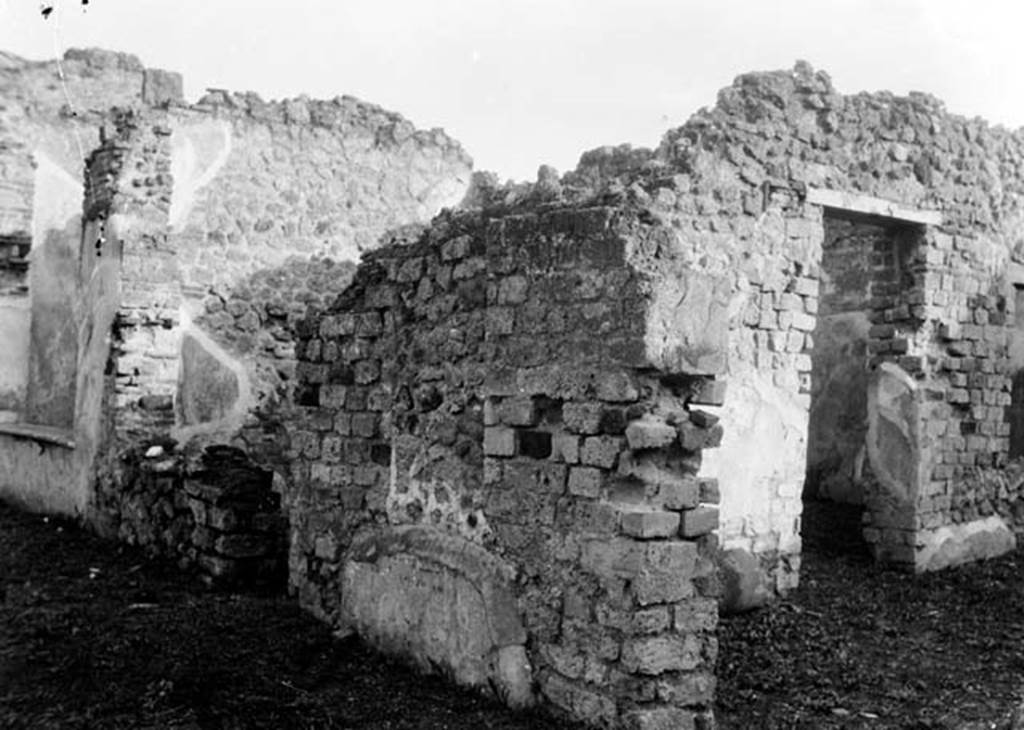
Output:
[108,444,287,589]
[185,446,287,589]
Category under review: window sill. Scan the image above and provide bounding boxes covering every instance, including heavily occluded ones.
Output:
[0,421,76,449]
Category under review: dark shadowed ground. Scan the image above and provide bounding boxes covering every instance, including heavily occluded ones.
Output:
[0,499,577,730]
[1,497,1023,729]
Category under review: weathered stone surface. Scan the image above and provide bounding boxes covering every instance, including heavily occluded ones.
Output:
[142,68,184,106]
[866,363,920,507]
[643,271,730,376]
[620,634,703,675]
[44,49,1024,730]
[716,547,770,614]
[679,507,719,538]
[342,526,531,707]
[915,516,1016,572]
[620,510,681,539]
[484,427,516,456]
[625,418,677,451]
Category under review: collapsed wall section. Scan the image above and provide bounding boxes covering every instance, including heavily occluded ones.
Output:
[287,203,730,728]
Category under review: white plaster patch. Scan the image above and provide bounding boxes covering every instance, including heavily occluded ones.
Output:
[168,120,233,231]
[385,440,491,542]
[31,150,82,247]
[701,367,807,552]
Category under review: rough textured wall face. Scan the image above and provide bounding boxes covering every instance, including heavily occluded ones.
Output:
[0,48,474,585]
[287,204,726,728]
[559,61,1024,576]
[168,98,471,297]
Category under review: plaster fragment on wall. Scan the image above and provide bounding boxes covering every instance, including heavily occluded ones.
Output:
[702,368,807,551]
[172,309,253,444]
[168,120,232,231]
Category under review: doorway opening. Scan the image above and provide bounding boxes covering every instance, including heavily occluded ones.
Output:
[802,211,923,555]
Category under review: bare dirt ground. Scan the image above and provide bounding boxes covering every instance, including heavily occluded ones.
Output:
[2,496,1023,729]
[718,500,1024,729]
[0,499,575,730]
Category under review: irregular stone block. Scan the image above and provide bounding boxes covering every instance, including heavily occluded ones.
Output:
[568,467,603,498]
[483,427,516,456]
[697,477,720,505]
[716,547,770,614]
[621,634,702,675]
[621,510,681,539]
[595,371,639,403]
[621,706,697,730]
[551,433,580,464]
[499,397,537,426]
[689,378,727,406]
[625,418,677,450]
[679,507,719,538]
[674,596,718,632]
[655,671,715,706]
[688,409,719,428]
[541,672,617,727]
[678,422,722,451]
[914,516,1016,572]
[563,402,604,434]
[581,435,622,469]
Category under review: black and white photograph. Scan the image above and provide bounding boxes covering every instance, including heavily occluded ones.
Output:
[1,1,1023,727]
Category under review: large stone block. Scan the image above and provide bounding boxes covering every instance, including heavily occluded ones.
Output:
[914,516,1016,572]
[716,547,770,614]
[621,634,703,675]
[642,270,730,376]
[621,510,681,539]
[625,418,677,451]
[341,526,532,709]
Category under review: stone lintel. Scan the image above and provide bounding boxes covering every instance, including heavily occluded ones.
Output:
[806,187,942,226]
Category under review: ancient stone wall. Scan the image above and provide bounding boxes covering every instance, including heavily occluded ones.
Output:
[0,49,473,582]
[287,203,729,727]
[570,62,1024,576]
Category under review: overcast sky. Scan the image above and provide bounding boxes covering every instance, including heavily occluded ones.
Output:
[1,0,1021,181]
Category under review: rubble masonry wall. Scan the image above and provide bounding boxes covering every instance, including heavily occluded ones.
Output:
[287,204,730,728]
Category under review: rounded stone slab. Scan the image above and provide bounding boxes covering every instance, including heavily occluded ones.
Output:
[341,525,532,709]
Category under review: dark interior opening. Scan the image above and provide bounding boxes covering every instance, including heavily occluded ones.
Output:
[801,211,922,555]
